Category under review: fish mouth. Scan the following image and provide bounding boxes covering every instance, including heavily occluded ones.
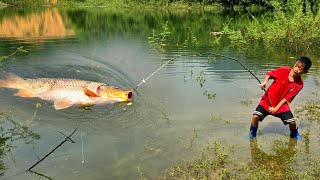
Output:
[127,91,133,101]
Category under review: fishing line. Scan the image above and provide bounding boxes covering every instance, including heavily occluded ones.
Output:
[133,56,178,91]
[81,126,85,166]
[209,52,272,107]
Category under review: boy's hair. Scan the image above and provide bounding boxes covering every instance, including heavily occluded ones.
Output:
[297,56,312,71]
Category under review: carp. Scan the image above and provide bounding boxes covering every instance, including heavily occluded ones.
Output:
[0,73,133,110]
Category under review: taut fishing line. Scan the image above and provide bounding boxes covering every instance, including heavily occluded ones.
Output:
[133,55,181,91]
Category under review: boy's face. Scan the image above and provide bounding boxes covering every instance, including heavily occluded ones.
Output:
[292,61,307,78]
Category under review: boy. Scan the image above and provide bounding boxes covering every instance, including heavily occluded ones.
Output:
[249,56,312,139]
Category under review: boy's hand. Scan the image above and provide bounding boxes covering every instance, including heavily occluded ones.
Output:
[268,107,279,114]
[259,81,268,89]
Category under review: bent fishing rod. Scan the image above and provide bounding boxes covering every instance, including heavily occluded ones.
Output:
[209,52,272,108]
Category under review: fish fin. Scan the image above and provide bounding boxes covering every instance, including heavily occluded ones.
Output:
[54,100,73,110]
[14,89,34,98]
[0,73,23,88]
[83,88,100,98]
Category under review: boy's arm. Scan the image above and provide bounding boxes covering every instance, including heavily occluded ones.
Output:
[271,85,303,114]
[260,74,271,89]
[269,98,287,114]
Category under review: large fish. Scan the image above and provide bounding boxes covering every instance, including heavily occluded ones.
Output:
[0,73,133,110]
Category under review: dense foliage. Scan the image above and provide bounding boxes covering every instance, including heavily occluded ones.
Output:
[1,0,319,11]
[218,0,320,56]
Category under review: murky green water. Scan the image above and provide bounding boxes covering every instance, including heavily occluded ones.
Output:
[0,8,319,179]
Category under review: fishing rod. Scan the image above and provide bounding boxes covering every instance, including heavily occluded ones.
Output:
[209,52,272,108]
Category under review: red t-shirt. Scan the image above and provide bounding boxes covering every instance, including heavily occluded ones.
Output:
[259,66,303,114]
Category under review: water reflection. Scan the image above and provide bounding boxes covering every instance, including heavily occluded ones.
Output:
[0,8,74,41]
[250,138,297,179]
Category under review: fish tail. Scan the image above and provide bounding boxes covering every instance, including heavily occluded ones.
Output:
[0,73,23,88]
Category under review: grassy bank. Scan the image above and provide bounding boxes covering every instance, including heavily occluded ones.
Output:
[214,0,320,55]
[70,0,225,11]
[0,0,221,11]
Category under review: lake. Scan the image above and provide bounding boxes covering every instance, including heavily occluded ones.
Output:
[0,7,319,179]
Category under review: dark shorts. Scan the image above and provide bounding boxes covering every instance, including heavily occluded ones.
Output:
[253,105,295,125]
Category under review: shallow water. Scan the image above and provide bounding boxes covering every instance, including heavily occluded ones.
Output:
[0,7,319,179]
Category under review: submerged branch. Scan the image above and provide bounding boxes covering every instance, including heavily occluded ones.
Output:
[0,46,28,62]
[29,170,53,180]
[27,123,80,171]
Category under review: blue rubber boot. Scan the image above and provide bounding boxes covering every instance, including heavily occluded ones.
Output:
[246,125,258,140]
[290,128,302,140]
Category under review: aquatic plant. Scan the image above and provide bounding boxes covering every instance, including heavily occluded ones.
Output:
[295,100,320,124]
[148,21,171,53]
[0,111,40,177]
[210,113,222,123]
[195,70,205,87]
[161,141,234,179]
[183,27,199,51]
[194,70,216,100]
[24,103,42,126]
[178,27,217,101]
[186,128,198,150]
[207,56,217,64]
[240,99,253,107]
[160,136,320,179]
[0,46,27,62]
[203,90,216,100]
